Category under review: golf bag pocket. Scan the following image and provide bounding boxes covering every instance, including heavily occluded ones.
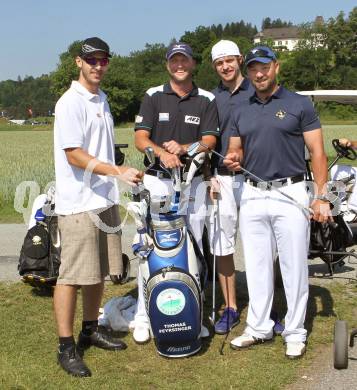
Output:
[18,223,49,274]
[153,228,183,250]
[146,268,202,357]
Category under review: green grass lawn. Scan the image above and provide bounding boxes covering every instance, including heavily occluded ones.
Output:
[0,123,356,223]
[0,278,356,389]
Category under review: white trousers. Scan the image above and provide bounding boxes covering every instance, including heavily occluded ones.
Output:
[239,181,310,342]
[207,174,244,256]
[330,164,357,212]
[134,174,207,327]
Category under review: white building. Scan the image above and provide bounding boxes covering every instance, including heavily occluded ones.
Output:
[254,27,300,51]
[254,17,324,51]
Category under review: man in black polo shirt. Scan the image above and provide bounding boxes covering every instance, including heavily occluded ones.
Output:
[224,46,330,358]
[133,42,219,343]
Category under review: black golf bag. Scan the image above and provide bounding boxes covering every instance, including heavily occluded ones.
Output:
[19,212,60,287]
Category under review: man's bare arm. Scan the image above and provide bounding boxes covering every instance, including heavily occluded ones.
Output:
[65,148,142,184]
[224,136,243,171]
[304,128,331,222]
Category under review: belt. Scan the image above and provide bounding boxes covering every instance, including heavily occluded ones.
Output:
[245,174,305,188]
[146,169,171,179]
[216,167,237,176]
[146,169,203,180]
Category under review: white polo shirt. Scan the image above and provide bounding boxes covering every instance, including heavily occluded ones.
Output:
[54,81,119,215]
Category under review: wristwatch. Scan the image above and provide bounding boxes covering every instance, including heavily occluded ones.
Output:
[313,194,330,202]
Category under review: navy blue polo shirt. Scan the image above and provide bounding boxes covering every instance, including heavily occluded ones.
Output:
[230,86,321,181]
[211,78,254,169]
[135,82,219,159]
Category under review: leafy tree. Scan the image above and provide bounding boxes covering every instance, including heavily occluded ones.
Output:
[262,18,293,29]
[180,26,217,63]
[50,41,82,98]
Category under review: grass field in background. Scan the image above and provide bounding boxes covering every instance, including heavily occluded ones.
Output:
[0,123,356,223]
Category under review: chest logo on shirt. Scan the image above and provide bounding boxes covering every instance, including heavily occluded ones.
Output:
[275,110,287,120]
[185,115,200,125]
[159,113,170,121]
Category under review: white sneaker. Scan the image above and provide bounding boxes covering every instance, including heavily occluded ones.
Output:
[200,325,209,338]
[285,342,306,359]
[230,332,272,349]
[133,324,151,344]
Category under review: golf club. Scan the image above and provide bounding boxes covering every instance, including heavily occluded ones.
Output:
[184,152,206,186]
[188,141,314,216]
[208,195,218,326]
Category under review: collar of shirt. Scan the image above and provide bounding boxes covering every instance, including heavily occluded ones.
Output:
[163,81,199,98]
[249,84,286,104]
[71,80,107,101]
[217,77,250,95]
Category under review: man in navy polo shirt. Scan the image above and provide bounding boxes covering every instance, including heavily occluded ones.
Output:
[224,46,330,358]
[208,40,252,334]
[133,42,219,343]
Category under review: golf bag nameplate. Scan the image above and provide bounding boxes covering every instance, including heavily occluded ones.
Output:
[146,269,202,357]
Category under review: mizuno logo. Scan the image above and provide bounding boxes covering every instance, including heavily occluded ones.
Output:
[161,233,176,239]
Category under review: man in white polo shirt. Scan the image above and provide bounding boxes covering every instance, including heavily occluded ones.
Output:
[53,37,142,377]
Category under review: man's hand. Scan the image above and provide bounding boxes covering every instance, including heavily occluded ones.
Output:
[115,166,143,186]
[163,141,186,156]
[223,152,241,172]
[338,138,352,148]
[159,150,183,169]
[310,199,333,223]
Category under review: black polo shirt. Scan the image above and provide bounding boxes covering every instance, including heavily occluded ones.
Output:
[134,82,219,165]
[211,78,254,169]
[230,86,321,181]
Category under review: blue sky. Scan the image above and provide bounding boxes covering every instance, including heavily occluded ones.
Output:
[0,0,355,81]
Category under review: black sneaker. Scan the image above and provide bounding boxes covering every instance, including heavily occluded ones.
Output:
[57,344,91,377]
[77,329,127,353]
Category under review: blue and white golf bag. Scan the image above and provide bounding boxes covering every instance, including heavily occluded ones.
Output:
[129,157,207,358]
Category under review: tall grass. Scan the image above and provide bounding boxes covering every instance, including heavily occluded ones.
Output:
[0,124,356,222]
[0,126,142,221]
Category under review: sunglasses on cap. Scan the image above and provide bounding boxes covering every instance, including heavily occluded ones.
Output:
[245,48,276,64]
[82,57,110,66]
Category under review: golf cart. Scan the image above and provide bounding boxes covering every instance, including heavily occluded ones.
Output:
[298,90,357,369]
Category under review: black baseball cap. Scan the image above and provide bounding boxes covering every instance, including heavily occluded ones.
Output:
[166,42,193,60]
[245,46,277,66]
[80,37,112,58]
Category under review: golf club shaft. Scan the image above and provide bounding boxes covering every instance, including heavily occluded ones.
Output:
[211,198,218,325]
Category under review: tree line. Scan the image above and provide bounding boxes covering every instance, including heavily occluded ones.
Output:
[0,8,356,121]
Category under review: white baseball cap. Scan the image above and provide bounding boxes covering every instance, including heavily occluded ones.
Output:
[211,40,241,63]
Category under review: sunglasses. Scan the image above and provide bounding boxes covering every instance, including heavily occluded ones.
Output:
[83,57,110,66]
[245,49,276,63]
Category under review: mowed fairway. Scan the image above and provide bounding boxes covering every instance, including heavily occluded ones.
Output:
[0,124,356,222]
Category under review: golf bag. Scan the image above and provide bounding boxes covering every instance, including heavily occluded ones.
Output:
[18,190,60,287]
[130,152,207,358]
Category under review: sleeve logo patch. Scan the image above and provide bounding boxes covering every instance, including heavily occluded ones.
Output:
[159,113,170,121]
[185,115,200,125]
[135,115,143,123]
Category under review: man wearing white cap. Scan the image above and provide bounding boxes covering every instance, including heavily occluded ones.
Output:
[209,40,254,334]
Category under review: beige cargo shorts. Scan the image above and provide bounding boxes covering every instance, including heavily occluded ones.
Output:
[57,206,122,285]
